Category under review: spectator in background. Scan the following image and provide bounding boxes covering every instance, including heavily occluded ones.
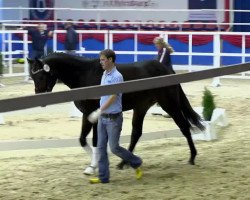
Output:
[153,36,175,73]
[64,21,78,54]
[28,23,53,59]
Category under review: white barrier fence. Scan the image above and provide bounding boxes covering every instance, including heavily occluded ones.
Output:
[53,30,250,82]
[0,30,29,80]
[1,29,250,81]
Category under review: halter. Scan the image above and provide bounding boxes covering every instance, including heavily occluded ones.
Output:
[31,64,50,75]
[31,68,44,75]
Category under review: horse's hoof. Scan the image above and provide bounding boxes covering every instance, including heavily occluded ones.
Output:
[116,163,124,170]
[83,166,96,175]
[117,161,130,170]
[188,160,195,165]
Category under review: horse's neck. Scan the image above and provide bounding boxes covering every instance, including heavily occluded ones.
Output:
[55,62,103,89]
[58,72,83,89]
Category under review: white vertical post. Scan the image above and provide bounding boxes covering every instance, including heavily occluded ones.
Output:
[53,31,57,52]
[104,31,108,49]
[188,34,192,72]
[163,33,168,43]
[212,33,221,87]
[23,31,29,81]
[109,31,113,50]
[1,27,5,54]
[79,31,83,56]
[241,34,246,77]
[2,27,6,73]
[8,33,13,74]
[134,33,138,62]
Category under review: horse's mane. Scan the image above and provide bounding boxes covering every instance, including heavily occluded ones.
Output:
[45,52,98,62]
[43,52,169,76]
[43,52,101,71]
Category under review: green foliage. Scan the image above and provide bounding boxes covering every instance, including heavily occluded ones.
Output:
[0,52,3,75]
[202,87,216,121]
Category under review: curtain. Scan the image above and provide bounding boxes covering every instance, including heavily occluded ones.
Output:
[233,0,250,32]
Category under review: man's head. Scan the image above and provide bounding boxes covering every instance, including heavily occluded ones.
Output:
[99,49,116,71]
[37,23,46,32]
[153,36,165,50]
[153,36,174,54]
[64,20,73,29]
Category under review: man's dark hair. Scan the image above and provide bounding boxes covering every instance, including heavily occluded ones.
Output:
[100,49,116,62]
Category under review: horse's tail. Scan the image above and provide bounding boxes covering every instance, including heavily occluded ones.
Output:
[179,86,205,131]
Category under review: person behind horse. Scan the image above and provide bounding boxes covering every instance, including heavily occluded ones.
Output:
[153,36,175,73]
[88,49,143,184]
[64,21,78,55]
[27,23,53,59]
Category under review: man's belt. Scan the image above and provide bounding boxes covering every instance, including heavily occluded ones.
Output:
[101,112,122,119]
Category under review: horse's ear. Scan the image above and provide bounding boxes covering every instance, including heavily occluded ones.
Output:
[27,58,34,64]
[35,57,43,65]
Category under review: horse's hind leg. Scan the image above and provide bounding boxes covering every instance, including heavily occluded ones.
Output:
[157,96,197,165]
[117,106,150,169]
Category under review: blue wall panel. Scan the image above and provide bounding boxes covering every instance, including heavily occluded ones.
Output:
[116,55,134,63]
[83,39,104,51]
[192,56,213,65]
[233,0,250,32]
[137,42,156,62]
[192,42,214,65]
[113,39,134,63]
[170,39,189,52]
[169,39,189,65]
[138,55,155,62]
[221,41,241,65]
[113,39,134,51]
[138,43,155,51]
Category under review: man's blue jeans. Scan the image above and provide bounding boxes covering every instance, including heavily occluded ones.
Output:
[97,113,142,183]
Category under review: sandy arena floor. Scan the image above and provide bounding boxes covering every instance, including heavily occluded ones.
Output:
[0,78,250,200]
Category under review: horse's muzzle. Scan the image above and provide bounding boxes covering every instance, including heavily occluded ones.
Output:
[35,87,52,94]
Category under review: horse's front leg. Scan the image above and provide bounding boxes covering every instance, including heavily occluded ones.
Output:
[79,115,98,175]
[117,109,146,169]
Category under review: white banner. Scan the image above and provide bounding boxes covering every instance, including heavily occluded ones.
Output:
[81,0,158,8]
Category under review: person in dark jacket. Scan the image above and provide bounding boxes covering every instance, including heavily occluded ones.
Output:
[28,23,53,59]
[153,36,175,73]
[64,22,78,54]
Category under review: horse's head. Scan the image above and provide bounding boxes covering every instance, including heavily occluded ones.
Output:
[27,57,57,94]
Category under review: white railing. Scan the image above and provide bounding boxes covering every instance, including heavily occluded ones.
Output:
[0,30,29,80]
[1,29,250,81]
[106,31,249,71]
[52,30,109,54]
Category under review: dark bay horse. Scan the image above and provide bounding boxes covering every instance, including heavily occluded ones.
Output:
[27,53,204,173]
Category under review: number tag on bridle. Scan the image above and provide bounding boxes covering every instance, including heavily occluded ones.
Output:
[43,64,50,72]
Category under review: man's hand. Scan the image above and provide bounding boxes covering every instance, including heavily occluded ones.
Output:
[88,109,101,123]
